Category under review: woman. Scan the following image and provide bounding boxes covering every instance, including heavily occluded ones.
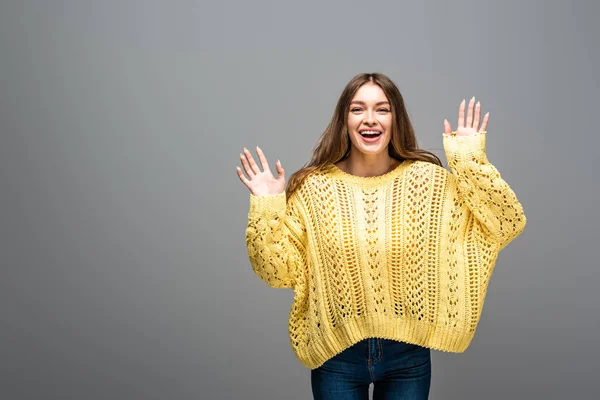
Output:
[236,73,526,399]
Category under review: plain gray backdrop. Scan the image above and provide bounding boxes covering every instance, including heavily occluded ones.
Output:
[1,0,598,399]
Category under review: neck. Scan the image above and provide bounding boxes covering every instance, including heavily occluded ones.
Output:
[341,153,396,178]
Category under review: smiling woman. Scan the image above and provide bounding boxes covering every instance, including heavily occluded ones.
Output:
[340,83,395,177]
[236,72,526,400]
[281,73,443,199]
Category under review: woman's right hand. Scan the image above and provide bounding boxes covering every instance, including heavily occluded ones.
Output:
[237,146,286,196]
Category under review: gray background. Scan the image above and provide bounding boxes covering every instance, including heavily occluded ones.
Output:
[1,0,598,399]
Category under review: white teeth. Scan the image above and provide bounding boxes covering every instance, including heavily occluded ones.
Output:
[360,131,381,135]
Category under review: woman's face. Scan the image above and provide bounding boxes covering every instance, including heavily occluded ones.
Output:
[346,82,393,158]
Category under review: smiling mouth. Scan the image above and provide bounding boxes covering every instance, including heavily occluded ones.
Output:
[360,130,382,138]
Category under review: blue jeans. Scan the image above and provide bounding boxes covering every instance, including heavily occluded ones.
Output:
[311,338,431,399]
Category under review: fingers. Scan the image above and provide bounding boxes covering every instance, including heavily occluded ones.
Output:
[255,146,272,174]
[466,97,475,128]
[443,119,452,134]
[457,99,466,128]
[457,97,488,133]
[473,101,481,131]
[236,166,251,188]
[238,147,284,191]
[275,159,285,181]
[240,150,255,178]
[242,147,260,175]
[480,112,490,132]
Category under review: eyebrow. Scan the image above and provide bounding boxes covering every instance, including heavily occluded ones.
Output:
[350,101,390,106]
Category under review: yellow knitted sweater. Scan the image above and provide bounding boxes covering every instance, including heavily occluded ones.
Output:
[245,132,526,369]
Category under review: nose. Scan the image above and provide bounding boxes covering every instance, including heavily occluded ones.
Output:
[365,109,376,125]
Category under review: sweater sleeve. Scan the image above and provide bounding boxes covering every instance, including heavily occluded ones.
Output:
[245,191,307,289]
[442,131,527,250]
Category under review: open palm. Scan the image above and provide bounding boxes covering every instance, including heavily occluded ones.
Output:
[444,97,490,136]
[236,146,285,196]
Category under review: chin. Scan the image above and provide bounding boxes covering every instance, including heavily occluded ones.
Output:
[355,147,388,157]
[353,141,390,155]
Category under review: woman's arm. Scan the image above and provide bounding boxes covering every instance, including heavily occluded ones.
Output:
[443,131,526,250]
[237,146,306,289]
[245,192,307,289]
[442,98,527,250]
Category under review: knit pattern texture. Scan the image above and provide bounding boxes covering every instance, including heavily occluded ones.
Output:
[245,132,526,369]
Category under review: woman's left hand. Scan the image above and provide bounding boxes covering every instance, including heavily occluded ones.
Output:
[444,97,489,136]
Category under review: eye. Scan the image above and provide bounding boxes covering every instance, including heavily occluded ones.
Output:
[378,108,390,113]
[350,108,362,113]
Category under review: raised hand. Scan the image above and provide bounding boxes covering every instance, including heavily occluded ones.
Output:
[444,97,489,136]
[237,146,286,196]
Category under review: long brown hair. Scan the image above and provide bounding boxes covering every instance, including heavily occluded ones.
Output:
[286,72,442,199]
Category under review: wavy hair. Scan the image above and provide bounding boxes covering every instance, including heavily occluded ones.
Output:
[286,72,442,199]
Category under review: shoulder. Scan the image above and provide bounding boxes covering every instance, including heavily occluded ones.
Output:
[407,160,448,175]
[287,168,325,202]
[301,165,335,187]
[404,160,456,188]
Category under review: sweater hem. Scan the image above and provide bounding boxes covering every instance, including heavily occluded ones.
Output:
[293,315,475,370]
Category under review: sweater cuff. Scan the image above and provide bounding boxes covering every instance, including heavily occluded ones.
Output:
[442,131,487,162]
[249,192,287,216]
